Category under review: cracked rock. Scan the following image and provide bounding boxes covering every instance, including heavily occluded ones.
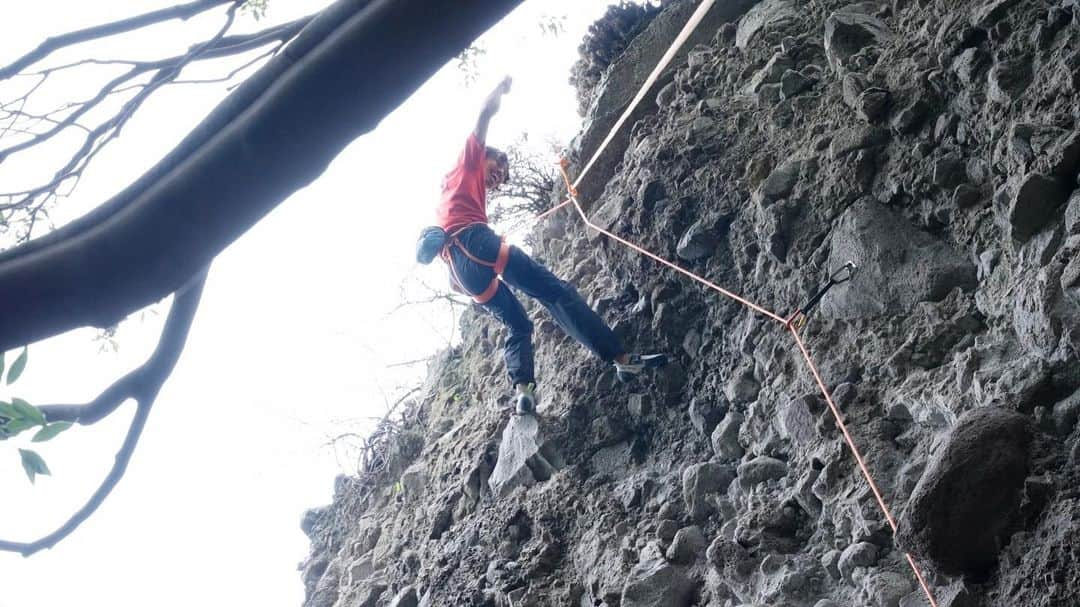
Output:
[488,415,562,498]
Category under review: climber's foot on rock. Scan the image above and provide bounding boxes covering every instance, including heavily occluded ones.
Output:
[615,353,668,384]
[515,383,537,416]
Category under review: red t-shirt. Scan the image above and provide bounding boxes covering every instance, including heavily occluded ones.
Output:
[436,134,488,232]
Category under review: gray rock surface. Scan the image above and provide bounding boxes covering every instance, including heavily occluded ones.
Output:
[574,0,762,203]
[896,407,1034,577]
[676,219,718,261]
[737,455,788,488]
[665,525,707,564]
[822,199,977,319]
[711,411,745,461]
[683,462,736,520]
[736,0,798,50]
[301,3,1080,606]
[823,7,891,75]
[621,551,694,607]
[488,414,560,498]
[387,586,419,607]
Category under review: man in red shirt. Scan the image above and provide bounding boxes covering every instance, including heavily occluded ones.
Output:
[437,77,666,415]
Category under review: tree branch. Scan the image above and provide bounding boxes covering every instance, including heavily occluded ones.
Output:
[0,270,208,557]
[0,14,315,226]
[0,0,523,353]
[0,0,238,80]
[0,5,248,221]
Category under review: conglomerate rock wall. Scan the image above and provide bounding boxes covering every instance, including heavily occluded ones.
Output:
[300,1,1080,605]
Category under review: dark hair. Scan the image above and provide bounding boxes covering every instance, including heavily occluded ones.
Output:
[485,146,509,170]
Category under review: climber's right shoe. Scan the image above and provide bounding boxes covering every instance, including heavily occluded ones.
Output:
[515,383,537,416]
[615,353,669,383]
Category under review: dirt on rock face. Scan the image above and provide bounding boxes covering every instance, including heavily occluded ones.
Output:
[300,1,1080,606]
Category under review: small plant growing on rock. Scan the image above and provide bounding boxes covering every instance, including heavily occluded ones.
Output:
[569,1,671,116]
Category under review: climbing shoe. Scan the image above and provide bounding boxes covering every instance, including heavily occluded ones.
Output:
[615,353,669,384]
[515,383,537,415]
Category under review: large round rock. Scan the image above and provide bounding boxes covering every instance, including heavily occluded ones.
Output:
[896,407,1034,578]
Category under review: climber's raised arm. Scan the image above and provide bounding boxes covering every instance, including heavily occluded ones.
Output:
[474,76,512,143]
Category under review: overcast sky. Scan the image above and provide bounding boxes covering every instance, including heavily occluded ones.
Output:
[0,1,616,605]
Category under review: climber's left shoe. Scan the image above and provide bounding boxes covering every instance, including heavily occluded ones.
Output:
[515,383,537,415]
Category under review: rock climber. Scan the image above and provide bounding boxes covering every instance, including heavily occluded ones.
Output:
[431,76,667,415]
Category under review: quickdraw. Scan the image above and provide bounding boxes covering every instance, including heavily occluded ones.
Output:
[787,261,858,330]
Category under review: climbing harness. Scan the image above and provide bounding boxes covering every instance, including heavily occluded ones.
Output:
[512,2,942,605]
[441,224,510,305]
[787,261,858,330]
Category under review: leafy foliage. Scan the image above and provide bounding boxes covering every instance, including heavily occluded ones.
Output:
[7,347,27,384]
[0,347,70,484]
[455,44,488,87]
[568,1,670,116]
[19,449,50,484]
[241,0,269,21]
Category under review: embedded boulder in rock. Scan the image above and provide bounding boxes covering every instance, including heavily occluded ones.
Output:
[821,199,977,319]
[736,0,798,50]
[387,587,419,607]
[896,407,1035,578]
[997,173,1074,242]
[676,219,719,261]
[683,462,736,521]
[488,414,563,498]
[823,6,892,75]
[620,549,694,607]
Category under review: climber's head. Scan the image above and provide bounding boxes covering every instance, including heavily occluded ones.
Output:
[484,146,509,190]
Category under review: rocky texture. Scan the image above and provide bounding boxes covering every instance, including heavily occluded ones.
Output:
[574,0,762,203]
[301,1,1080,606]
[897,407,1035,578]
[822,198,977,319]
[622,549,694,607]
[488,414,563,498]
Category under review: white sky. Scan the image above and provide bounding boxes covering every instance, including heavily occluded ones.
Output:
[0,1,617,605]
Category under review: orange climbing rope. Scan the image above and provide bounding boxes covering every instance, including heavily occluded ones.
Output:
[552,162,939,607]
[494,1,941,603]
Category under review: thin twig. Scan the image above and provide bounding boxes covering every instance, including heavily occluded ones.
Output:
[0,0,238,80]
[0,269,208,556]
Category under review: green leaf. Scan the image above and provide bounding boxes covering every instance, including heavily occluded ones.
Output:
[32,422,73,442]
[11,398,44,426]
[3,418,36,437]
[0,351,5,380]
[0,401,17,421]
[6,347,27,384]
[19,449,50,484]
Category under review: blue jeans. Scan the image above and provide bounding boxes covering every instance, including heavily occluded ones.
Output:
[447,224,625,386]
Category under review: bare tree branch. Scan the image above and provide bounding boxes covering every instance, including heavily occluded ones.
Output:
[488,134,559,230]
[0,12,314,235]
[0,0,522,355]
[0,0,238,81]
[0,269,208,557]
